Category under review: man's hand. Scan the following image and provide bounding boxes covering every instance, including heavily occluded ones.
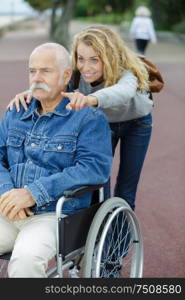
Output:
[61,92,98,110]
[0,189,36,221]
[12,208,34,221]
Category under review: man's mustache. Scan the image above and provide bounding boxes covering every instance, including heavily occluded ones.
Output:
[27,83,52,94]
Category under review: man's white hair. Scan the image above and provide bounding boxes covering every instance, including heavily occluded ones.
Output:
[30,42,71,69]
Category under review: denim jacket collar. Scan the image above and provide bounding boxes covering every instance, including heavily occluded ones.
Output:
[20,97,71,120]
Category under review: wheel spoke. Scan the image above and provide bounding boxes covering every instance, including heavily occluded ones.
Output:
[83,198,143,278]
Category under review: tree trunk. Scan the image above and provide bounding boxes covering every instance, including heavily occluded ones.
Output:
[50,1,60,39]
[53,0,76,49]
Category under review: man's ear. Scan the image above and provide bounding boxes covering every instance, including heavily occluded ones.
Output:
[63,68,73,85]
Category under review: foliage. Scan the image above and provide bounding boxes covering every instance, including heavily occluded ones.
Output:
[24,0,134,14]
[75,0,134,16]
[23,0,52,11]
[74,0,88,17]
[149,0,185,31]
[23,0,76,48]
[77,13,125,25]
[132,0,150,11]
[171,20,185,34]
[23,0,185,35]
[23,0,135,47]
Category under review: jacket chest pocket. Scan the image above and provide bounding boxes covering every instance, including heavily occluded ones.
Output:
[43,138,76,169]
[7,135,25,165]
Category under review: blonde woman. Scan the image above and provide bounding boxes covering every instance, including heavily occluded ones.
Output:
[65,26,153,278]
[64,25,153,212]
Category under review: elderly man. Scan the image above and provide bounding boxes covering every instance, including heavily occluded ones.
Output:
[0,43,112,277]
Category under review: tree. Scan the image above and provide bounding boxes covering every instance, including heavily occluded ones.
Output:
[53,0,76,49]
[23,0,135,48]
[24,0,76,49]
[24,0,51,11]
[149,0,185,30]
[75,0,134,16]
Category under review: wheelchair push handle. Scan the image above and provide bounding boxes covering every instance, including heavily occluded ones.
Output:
[63,184,104,198]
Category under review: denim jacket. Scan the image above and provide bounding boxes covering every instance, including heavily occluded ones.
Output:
[0,97,112,215]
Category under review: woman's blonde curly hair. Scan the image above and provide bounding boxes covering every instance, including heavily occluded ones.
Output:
[71,24,149,92]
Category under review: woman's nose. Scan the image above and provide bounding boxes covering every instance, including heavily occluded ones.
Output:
[81,61,91,71]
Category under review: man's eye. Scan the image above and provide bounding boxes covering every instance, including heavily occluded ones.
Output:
[29,70,35,74]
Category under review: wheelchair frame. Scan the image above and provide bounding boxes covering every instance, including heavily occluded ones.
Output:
[0,185,143,278]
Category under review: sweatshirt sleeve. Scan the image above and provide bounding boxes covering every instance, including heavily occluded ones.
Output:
[89,72,138,109]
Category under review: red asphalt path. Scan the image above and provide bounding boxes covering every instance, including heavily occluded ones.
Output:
[0,22,185,278]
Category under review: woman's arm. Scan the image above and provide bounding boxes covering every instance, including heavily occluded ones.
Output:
[6,91,32,111]
[62,71,153,122]
[61,91,98,111]
[88,71,153,122]
[90,71,138,109]
[63,72,137,111]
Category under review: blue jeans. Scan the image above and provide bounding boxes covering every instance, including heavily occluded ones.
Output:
[110,113,152,210]
[102,114,152,275]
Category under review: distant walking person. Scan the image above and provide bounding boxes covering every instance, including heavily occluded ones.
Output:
[129,6,157,55]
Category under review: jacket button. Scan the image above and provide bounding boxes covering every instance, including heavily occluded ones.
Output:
[57,145,62,150]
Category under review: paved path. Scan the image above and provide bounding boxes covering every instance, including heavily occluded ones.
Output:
[0,19,185,278]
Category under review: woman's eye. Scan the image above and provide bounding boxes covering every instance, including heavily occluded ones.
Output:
[77,57,84,62]
[91,58,98,63]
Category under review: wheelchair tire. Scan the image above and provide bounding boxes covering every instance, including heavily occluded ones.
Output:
[82,197,143,278]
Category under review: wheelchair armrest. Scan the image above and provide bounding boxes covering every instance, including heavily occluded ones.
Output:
[63,184,104,198]
[56,184,104,219]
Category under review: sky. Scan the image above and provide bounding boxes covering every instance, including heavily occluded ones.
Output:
[0,0,35,15]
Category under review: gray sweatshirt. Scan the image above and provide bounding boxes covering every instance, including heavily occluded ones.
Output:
[78,71,153,123]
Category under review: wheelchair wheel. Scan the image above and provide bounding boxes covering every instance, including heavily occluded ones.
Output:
[82,197,143,278]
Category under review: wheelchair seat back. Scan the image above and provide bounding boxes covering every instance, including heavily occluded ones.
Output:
[59,201,102,258]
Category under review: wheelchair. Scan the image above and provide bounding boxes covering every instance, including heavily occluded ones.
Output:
[0,185,143,278]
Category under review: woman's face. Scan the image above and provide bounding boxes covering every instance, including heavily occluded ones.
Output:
[76,42,104,83]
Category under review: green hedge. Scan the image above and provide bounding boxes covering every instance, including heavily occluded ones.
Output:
[171,20,185,34]
[76,13,127,25]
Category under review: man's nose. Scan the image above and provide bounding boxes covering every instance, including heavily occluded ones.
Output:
[32,72,43,82]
